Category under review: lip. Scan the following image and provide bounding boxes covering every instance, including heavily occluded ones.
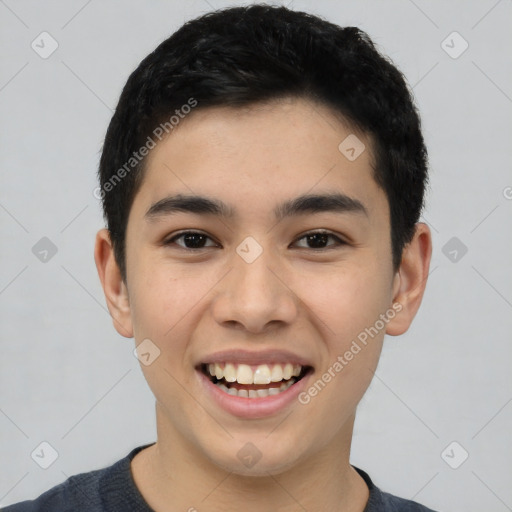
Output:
[196,366,313,419]
[198,349,312,367]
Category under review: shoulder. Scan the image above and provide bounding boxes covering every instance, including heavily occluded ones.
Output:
[377,490,438,511]
[353,466,440,512]
[2,443,154,512]
[1,468,104,512]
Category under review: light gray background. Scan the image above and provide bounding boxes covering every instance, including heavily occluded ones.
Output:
[1,1,511,510]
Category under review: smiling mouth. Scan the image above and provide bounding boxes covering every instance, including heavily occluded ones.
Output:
[200,362,312,398]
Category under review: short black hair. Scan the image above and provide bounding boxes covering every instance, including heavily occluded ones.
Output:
[98,4,428,282]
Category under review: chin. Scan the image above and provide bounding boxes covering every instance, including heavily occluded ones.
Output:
[200,433,309,477]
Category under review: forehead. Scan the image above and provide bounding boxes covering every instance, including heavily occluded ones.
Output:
[132,98,386,221]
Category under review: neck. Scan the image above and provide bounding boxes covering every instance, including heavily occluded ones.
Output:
[131,402,369,512]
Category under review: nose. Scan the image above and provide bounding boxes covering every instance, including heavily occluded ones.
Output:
[211,244,299,334]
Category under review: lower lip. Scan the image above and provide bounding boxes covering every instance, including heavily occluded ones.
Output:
[197,369,312,419]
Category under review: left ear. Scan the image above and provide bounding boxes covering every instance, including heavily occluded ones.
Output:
[386,222,432,336]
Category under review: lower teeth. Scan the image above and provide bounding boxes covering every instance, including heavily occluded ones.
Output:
[215,378,296,398]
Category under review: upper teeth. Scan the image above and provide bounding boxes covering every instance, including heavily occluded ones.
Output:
[207,363,302,384]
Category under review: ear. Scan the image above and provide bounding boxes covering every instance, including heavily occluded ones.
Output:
[94,228,133,338]
[386,222,432,336]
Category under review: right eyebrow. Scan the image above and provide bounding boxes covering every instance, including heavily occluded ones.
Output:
[145,194,235,221]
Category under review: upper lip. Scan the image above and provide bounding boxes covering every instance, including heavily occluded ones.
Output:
[197,349,313,368]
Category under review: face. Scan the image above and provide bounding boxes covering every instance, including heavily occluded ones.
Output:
[107,98,407,475]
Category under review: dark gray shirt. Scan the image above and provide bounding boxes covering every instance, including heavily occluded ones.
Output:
[2,443,438,511]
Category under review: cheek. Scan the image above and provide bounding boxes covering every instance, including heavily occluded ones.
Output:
[129,265,223,357]
[129,269,194,342]
[297,270,389,437]
[312,265,390,403]
[129,271,205,402]
[300,263,392,345]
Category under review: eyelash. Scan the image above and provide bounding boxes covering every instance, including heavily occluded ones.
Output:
[163,230,347,251]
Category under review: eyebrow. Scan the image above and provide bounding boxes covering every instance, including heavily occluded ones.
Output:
[145,192,368,221]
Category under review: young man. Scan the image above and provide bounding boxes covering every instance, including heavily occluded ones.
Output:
[4,4,436,511]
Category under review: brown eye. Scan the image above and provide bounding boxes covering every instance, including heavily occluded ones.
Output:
[165,231,218,250]
[293,231,345,250]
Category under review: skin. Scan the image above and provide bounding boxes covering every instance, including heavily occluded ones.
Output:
[95,97,432,512]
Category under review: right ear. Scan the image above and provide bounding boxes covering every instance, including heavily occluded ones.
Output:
[94,228,133,338]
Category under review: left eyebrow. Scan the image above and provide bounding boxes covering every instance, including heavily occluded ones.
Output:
[144,192,368,221]
[274,192,368,221]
